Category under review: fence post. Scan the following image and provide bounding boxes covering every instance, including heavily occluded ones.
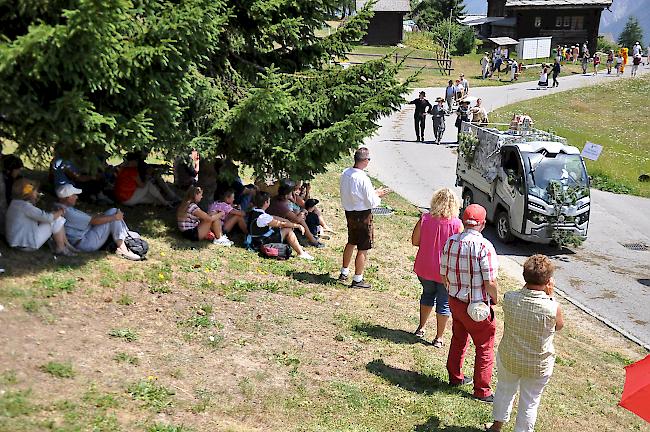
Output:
[395,52,398,64]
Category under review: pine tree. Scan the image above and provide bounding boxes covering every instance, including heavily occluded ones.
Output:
[411,0,467,31]
[617,16,644,51]
[0,1,409,179]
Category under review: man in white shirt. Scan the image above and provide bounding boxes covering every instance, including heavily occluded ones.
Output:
[339,147,389,289]
[459,74,470,95]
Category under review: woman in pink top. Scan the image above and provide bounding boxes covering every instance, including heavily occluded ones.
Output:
[411,188,462,347]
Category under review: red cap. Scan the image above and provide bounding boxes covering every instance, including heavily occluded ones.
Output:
[463,204,487,226]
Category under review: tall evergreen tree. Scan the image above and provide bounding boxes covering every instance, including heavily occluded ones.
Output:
[617,16,644,50]
[0,1,409,179]
[410,0,466,31]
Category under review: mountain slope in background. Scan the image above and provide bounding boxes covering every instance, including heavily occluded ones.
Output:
[462,0,649,45]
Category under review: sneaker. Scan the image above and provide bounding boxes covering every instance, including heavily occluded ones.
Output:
[338,273,349,282]
[450,376,473,387]
[350,279,371,289]
[213,237,233,247]
[474,394,494,403]
[298,252,314,260]
[116,248,141,261]
[309,241,326,248]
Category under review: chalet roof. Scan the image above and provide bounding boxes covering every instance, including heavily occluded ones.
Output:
[356,0,410,12]
[505,0,612,7]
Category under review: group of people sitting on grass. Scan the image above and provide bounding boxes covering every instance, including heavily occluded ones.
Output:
[0,148,333,265]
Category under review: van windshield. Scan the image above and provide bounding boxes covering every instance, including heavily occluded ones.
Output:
[526,153,588,201]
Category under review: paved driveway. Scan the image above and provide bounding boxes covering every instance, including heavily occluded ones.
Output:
[365,67,650,349]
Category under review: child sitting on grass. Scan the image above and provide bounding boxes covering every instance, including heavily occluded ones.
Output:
[208,189,248,235]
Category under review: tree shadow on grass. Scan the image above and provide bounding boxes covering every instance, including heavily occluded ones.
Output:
[352,323,427,345]
[289,271,338,286]
[414,416,486,432]
[366,359,465,397]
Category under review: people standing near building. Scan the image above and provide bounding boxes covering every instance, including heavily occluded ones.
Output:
[431,97,447,145]
[646,44,650,66]
[411,188,463,347]
[615,51,624,76]
[407,91,432,142]
[445,80,455,113]
[510,60,518,82]
[580,52,589,74]
[441,204,499,403]
[592,52,600,75]
[551,59,561,87]
[632,41,641,57]
[480,52,490,79]
[606,49,614,74]
[572,45,579,64]
[338,148,390,289]
[454,79,464,102]
[631,54,642,76]
[485,254,564,432]
[582,41,589,57]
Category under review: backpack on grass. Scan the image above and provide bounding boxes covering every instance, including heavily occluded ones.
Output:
[259,243,291,260]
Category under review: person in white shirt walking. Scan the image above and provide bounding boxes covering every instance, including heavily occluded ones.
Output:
[339,147,390,289]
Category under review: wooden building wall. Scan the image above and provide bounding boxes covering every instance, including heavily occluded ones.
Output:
[509,8,602,52]
[362,12,405,46]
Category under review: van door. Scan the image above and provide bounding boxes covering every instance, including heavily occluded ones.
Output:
[495,148,526,234]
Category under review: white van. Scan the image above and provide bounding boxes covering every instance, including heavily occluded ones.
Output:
[456,122,590,244]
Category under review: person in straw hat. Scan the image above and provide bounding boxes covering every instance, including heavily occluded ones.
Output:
[4,178,75,255]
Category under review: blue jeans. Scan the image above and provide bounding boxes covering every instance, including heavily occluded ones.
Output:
[418,277,450,316]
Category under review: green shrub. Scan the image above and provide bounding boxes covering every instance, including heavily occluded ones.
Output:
[127,379,174,412]
[597,35,619,53]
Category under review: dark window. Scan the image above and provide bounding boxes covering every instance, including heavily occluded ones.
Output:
[571,16,584,30]
[563,16,571,27]
[555,16,563,28]
[534,17,542,28]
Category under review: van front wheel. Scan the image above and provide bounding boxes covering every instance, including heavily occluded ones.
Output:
[496,211,515,243]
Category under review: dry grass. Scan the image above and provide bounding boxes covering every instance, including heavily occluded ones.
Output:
[0,160,648,431]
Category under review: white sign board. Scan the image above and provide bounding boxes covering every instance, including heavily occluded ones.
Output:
[581,141,603,161]
[517,37,553,60]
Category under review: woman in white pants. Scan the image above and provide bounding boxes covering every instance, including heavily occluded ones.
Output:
[486,254,564,432]
[5,178,75,255]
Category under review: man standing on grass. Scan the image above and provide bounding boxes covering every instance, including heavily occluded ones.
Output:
[407,91,432,142]
[441,204,499,403]
[339,147,390,289]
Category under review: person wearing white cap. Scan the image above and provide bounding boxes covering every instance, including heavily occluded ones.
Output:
[55,184,141,260]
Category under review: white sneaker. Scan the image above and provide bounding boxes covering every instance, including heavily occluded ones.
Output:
[213,237,233,247]
[298,252,314,260]
[116,248,141,261]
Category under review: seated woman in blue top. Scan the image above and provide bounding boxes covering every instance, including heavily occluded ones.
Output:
[5,178,75,256]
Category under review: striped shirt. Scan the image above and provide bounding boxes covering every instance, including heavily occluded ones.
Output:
[499,288,558,377]
[440,229,498,303]
[177,203,200,232]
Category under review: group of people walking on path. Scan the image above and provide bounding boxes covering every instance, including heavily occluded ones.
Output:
[408,78,488,144]
[338,147,564,431]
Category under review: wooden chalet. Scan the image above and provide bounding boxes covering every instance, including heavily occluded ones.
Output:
[485,0,613,52]
[356,0,410,46]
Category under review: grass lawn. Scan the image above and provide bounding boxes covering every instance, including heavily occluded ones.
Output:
[490,74,650,198]
[346,46,586,88]
[1,160,648,431]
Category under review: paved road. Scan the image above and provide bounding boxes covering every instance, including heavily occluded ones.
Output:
[365,67,650,349]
